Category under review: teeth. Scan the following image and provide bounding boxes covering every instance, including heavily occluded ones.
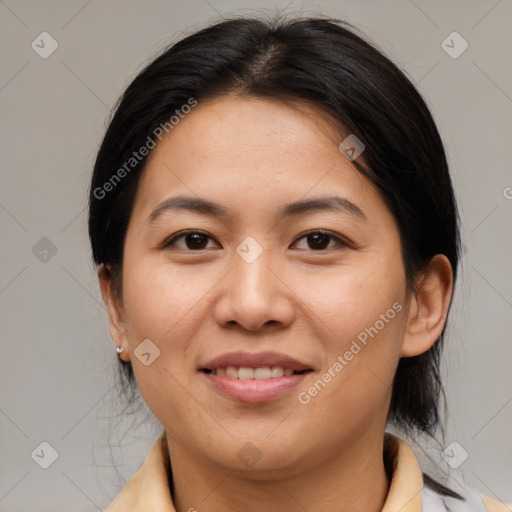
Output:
[271,366,284,378]
[254,367,271,379]
[238,367,254,380]
[213,366,296,379]
[226,366,238,379]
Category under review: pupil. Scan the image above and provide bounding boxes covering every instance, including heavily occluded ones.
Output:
[308,233,329,250]
[186,233,207,249]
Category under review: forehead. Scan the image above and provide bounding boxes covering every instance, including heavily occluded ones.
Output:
[132,95,385,221]
[147,96,338,163]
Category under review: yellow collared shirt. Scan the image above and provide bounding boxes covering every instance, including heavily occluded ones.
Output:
[104,433,508,512]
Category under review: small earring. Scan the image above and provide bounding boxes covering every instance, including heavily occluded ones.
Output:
[418,311,423,319]
[115,345,127,363]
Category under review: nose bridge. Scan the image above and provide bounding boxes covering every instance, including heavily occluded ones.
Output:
[232,234,273,288]
[232,236,276,305]
[214,237,295,330]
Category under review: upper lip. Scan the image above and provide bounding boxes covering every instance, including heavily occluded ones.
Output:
[201,351,312,371]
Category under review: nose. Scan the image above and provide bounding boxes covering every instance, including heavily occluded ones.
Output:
[213,249,295,332]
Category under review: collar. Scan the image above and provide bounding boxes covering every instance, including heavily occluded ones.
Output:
[103,433,430,512]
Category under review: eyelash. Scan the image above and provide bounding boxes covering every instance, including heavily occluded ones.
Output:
[161,229,349,252]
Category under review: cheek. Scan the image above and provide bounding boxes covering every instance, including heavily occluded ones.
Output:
[121,260,208,428]
[290,254,405,348]
[291,252,406,414]
[121,259,215,344]
[295,313,404,448]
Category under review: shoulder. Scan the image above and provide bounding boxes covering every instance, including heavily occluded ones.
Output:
[423,483,511,512]
[481,494,512,512]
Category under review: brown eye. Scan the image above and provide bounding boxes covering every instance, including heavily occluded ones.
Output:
[292,231,346,251]
[164,231,220,251]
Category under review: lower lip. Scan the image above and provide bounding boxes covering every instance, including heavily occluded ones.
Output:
[202,372,309,403]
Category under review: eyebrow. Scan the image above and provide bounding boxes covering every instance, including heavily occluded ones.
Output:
[147,195,367,224]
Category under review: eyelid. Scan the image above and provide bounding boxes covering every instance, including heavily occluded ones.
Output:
[161,229,351,251]
[161,229,220,250]
[290,229,351,250]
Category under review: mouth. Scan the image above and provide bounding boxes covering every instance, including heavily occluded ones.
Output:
[199,352,313,403]
[201,366,311,379]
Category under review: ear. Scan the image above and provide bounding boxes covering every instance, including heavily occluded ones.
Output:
[98,263,130,362]
[401,254,453,358]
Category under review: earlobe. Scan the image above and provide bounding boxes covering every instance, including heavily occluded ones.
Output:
[98,264,130,362]
[401,255,453,358]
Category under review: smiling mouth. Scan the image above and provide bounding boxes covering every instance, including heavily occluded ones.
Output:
[201,366,312,380]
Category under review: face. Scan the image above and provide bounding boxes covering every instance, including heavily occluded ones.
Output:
[106,95,414,476]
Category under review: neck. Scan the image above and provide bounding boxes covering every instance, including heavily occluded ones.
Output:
[167,431,390,512]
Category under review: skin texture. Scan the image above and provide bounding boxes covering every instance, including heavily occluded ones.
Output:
[99,95,453,512]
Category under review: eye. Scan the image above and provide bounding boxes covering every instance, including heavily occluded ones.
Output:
[291,230,347,251]
[163,230,220,251]
[162,230,346,252]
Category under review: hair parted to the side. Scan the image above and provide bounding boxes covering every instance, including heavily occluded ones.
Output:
[88,16,461,498]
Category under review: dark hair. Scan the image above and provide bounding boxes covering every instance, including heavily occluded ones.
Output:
[89,16,461,498]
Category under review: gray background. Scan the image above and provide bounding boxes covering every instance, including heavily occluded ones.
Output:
[1,0,511,510]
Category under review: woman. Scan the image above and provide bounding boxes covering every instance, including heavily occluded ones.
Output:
[89,16,507,512]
